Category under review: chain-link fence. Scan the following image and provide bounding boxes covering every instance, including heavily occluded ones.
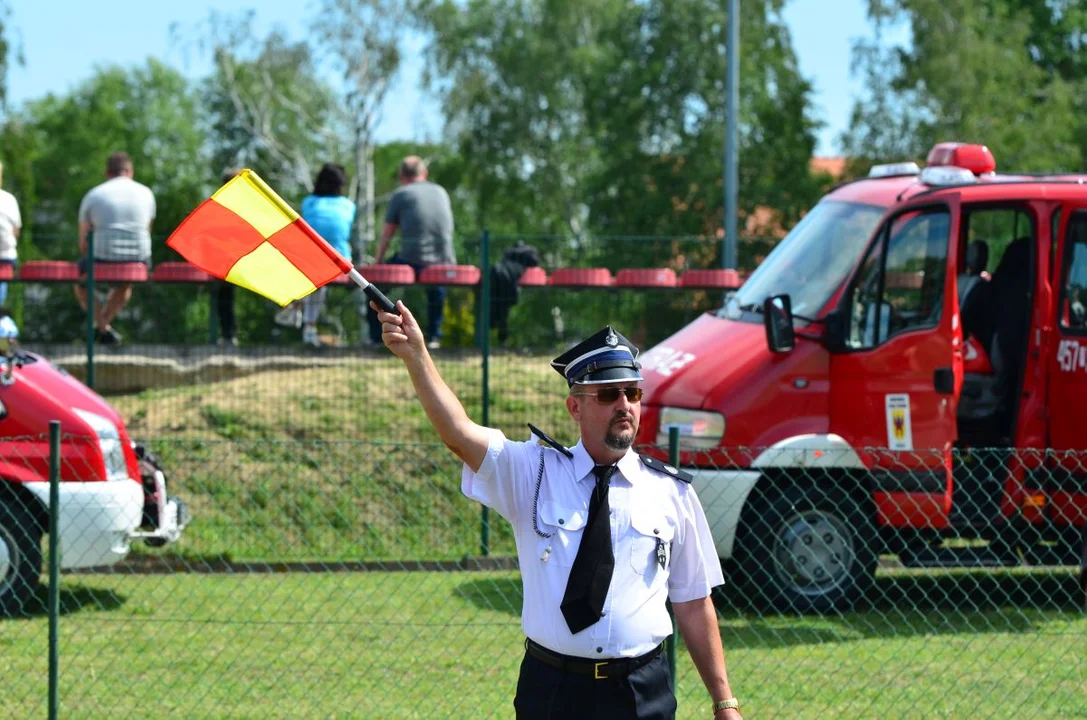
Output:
[3,428,1085,718]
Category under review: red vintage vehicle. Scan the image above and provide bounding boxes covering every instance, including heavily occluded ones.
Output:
[636,143,1087,612]
[0,313,188,613]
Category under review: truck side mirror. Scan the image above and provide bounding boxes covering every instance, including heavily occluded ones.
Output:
[763,294,795,353]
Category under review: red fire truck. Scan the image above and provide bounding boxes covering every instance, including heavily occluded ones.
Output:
[636,143,1087,612]
[0,314,188,614]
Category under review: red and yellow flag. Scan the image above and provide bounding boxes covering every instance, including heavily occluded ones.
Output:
[166,170,352,306]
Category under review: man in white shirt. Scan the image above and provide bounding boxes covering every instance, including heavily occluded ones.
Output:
[0,162,21,307]
[372,300,743,720]
[74,152,156,344]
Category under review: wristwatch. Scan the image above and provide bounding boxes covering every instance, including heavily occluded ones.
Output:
[712,698,740,714]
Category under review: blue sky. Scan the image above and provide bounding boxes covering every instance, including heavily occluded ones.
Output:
[5,0,900,155]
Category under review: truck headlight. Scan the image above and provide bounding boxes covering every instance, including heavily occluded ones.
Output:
[656,407,726,449]
[73,409,129,482]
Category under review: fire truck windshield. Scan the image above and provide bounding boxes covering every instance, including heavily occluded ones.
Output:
[727,199,886,320]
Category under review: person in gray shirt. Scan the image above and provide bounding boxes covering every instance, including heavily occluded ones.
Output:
[75,152,156,344]
[368,156,455,349]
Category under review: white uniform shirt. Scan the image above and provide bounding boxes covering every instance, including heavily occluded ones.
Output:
[462,429,724,660]
[0,189,21,261]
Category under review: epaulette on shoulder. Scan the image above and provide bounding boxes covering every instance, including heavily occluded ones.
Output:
[527,423,573,458]
[639,454,692,483]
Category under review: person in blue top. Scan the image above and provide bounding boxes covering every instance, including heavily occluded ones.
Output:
[297,163,356,347]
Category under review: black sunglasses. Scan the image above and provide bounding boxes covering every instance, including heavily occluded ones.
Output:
[574,387,643,404]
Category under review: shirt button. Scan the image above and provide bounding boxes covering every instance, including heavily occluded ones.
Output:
[596,647,603,653]
[558,519,565,525]
[653,529,659,535]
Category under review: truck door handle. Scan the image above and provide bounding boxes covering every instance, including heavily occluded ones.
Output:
[934,367,955,395]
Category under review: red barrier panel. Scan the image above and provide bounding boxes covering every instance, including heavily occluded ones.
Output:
[614,268,677,288]
[152,262,211,283]
[19,261,80,282]
[549,268,614,287]
[677,269,744,289]
[354,264,417,286]
[418,265,483,286]
[88,262,149,283]
[519,267,548,286]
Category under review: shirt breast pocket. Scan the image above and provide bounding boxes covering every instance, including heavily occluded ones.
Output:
[538,501,588,567]
[630,508,676,574]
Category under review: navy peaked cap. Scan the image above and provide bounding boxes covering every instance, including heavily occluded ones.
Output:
[550,326,643,386]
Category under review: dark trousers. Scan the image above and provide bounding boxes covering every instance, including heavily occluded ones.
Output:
[366,255,446,343]
[216,281,236,340]
[513,647,676,720]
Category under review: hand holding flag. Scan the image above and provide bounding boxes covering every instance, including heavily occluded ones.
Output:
[165,169,397,313]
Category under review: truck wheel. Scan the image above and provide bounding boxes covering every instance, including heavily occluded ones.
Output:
[0,499,44,616]
[735,485,877,614]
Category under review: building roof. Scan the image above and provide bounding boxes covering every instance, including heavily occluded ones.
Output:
[810,157,847,179]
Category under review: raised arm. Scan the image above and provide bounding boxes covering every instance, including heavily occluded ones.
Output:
[373,300,490,471]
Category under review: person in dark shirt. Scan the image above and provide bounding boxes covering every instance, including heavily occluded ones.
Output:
[367,156,455,349]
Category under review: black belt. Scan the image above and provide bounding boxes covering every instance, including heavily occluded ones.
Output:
[524,639,663,680]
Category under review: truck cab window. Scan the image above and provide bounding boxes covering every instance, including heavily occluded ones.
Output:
[1060,213,1087,331]
[847,210,950,349]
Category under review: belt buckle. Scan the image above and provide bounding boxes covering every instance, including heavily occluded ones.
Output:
[594,661,607,680]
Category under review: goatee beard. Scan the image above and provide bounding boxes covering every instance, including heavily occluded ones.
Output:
[605,431,634,451]
[605,415,635,450]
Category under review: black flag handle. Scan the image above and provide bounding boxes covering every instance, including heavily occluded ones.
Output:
[348,269,400,315]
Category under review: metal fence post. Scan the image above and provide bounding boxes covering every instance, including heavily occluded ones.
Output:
[48,419,61,720]
[208,287,220,345]
[480,229,491,557]
[667,426,680,681]
[85,234,95,390]
[723,0,739,275]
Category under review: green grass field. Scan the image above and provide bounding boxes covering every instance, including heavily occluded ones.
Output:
[4,569,1084,719]
[108,353,569,564]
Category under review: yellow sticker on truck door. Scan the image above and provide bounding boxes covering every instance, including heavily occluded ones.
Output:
[885,394,913,450]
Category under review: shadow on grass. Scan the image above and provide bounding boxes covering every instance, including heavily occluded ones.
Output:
[3,584,127,620]
[454,568,1084,648]
[454,575,523,616]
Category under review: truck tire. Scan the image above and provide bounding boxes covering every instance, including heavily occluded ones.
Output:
[0,499,44,616]
[734,484,877,614]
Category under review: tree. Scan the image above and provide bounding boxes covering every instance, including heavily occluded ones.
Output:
[842,0,1083,172]
[1011,0,1087,165]
[310,0,409,261]
[418,0,824,348]
[417,0,823,246]
[177,11,345,202]
[21,60,207,250]
[11,61,209,341]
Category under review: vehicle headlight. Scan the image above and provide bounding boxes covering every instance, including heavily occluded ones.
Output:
[73,409,129,481]
[656,407,726,449]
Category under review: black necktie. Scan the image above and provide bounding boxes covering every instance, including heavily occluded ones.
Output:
[560,464,616,634]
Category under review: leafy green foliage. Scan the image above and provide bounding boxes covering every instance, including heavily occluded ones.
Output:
[15,60,207,255]
[843,0,1085,172]
[417,0,824,243]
